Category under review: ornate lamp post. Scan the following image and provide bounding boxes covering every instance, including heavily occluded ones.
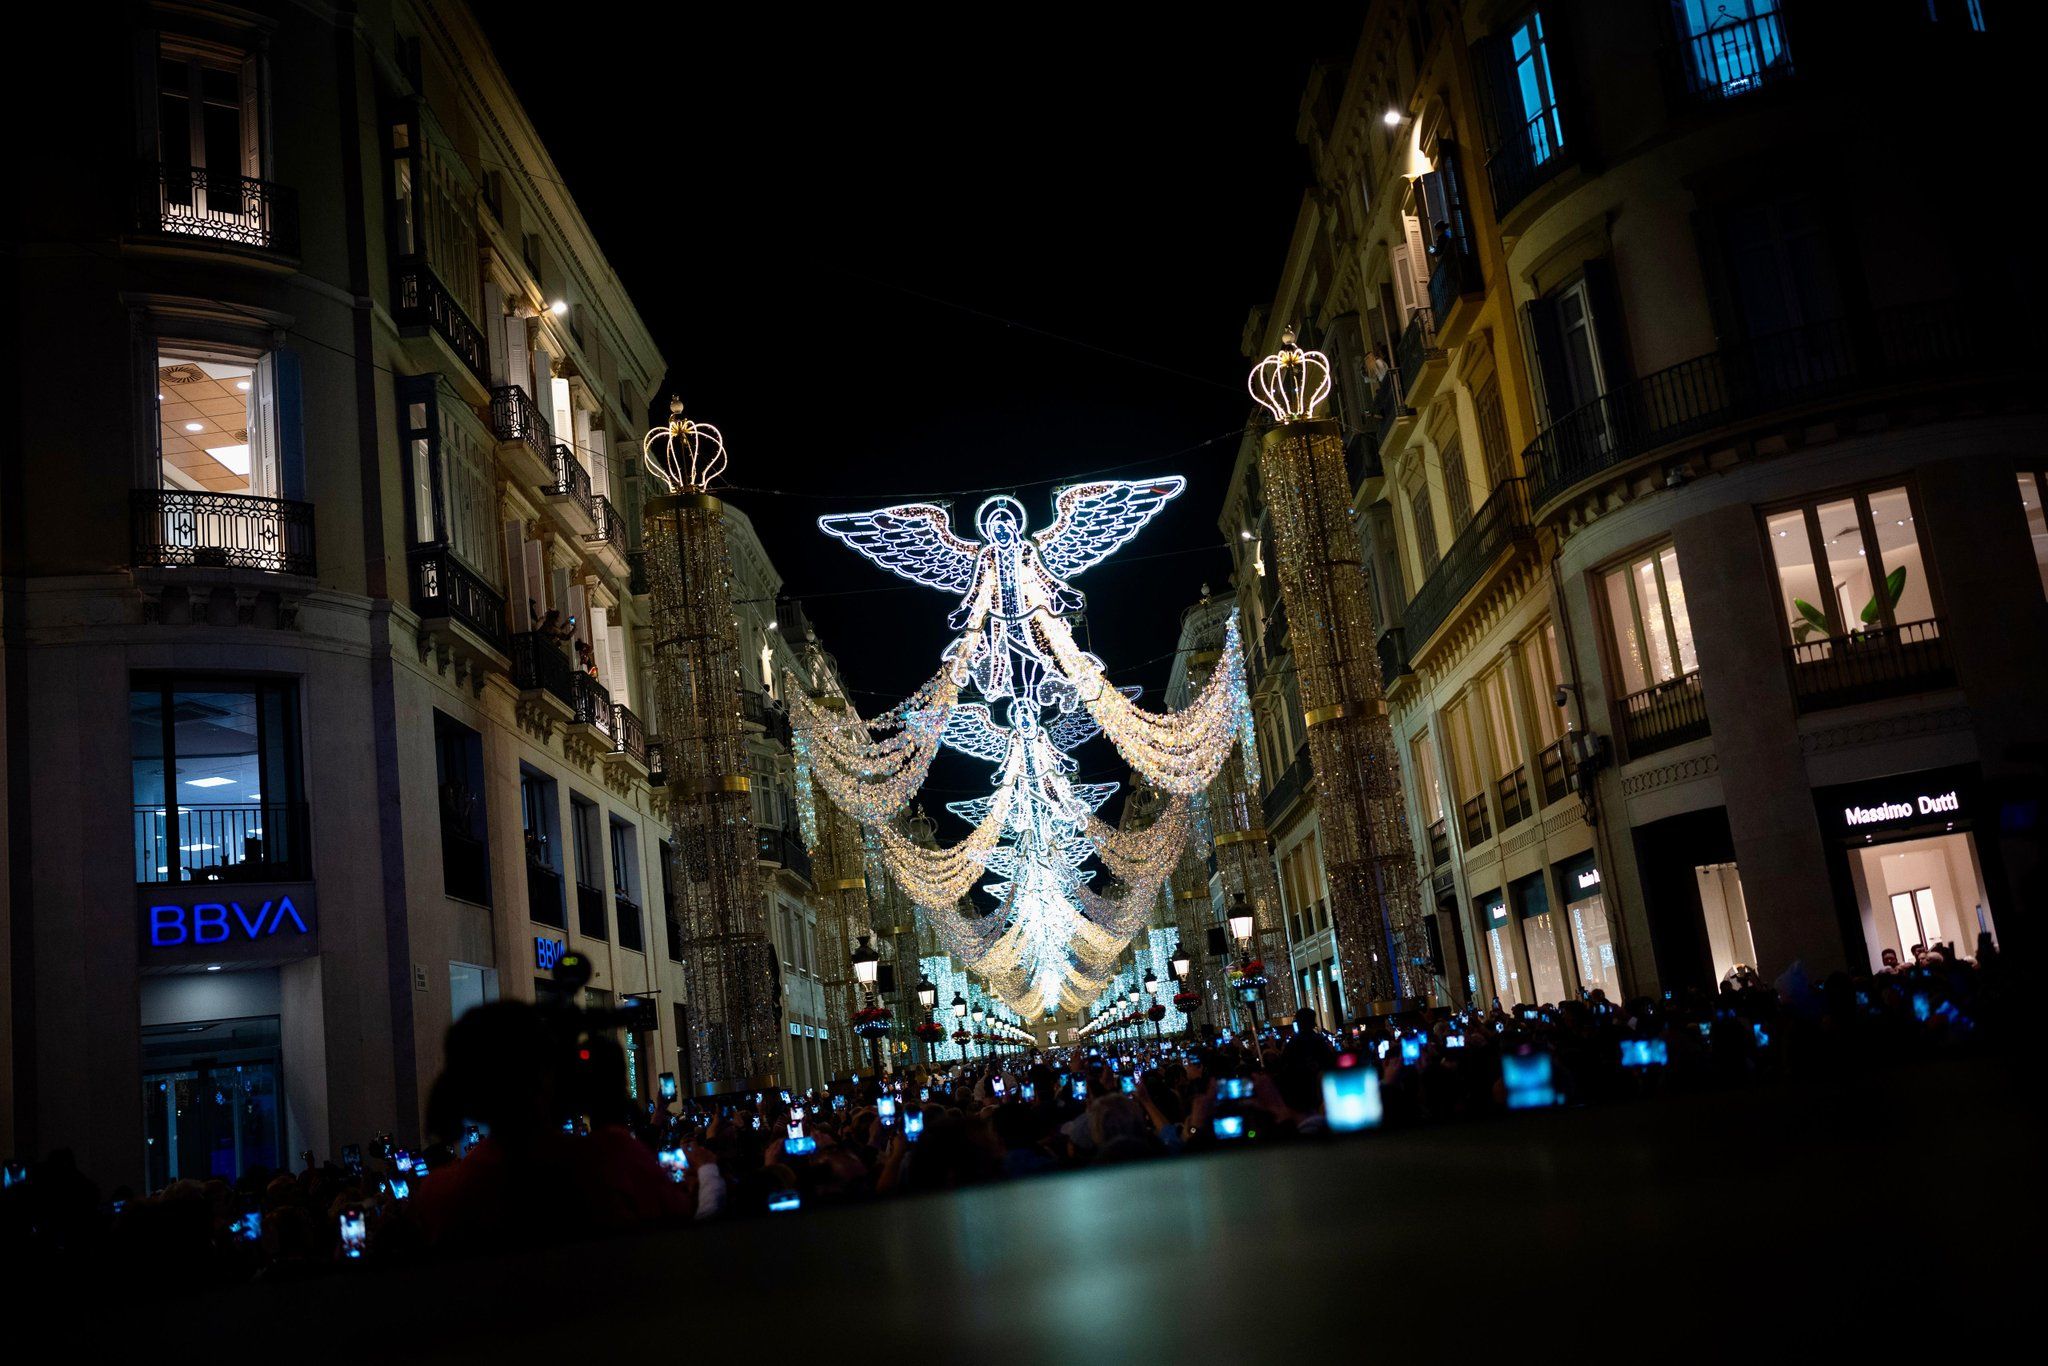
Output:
[971,1003,987,1060]
[850,932,888,1079]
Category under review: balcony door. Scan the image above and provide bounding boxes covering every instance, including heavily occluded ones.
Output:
[156,42,261,234]
[156,345,281,501]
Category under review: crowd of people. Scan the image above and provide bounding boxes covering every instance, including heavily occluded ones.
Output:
[0,936,2005,1286]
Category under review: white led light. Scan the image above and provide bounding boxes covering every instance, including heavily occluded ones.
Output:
[184,776,235,788]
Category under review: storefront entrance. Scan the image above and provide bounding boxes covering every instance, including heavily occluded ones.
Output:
[1557,853,1623,1000]
[1511,871,1570,1008]
[142,1015,283,1187]
[1822,767,1999,971]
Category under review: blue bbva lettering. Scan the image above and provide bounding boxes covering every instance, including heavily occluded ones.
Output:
[149,905,187,946]
[146,896,311,948]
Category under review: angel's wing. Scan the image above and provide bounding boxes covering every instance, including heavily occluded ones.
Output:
[1046,684,1141,750]
[1033,478,1187,581]
[1067,781,1120,813]
[817,503,979,594]
[944,794,1000,825]
[939,702,1011,764]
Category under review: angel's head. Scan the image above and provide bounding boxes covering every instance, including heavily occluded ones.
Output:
[975,495,1027,544]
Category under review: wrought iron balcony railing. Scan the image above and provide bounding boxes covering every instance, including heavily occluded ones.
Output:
[408,546,508,654]
[615,892,644,953]
[1403,478,1532,650]
[1372,370,1406,449]
[1427,817,1450,869]
[611,703,648,766]
[1395,307,1439,396]
[1681,8,1792,101]
[585,492,624,556]
[1496,766,1535,828]
[1459,792,1493,849]
[137,161,300,256]
[757,826,814,884]
[509,631,577,707]
[1788,618,1952,712]
[570,672,614,738]
[576,880,608,941]
[441,827,490,905]
[1527,303,1989,513]
[132,489,316,576]
[393,259,489,386]
[1538,738,1573,805]
[1262,744,1313,829]
[1428,248,1483,325]
[1484,113,1570,221]
[1345,429,1382,492]
[1618,669,1710,759]
[542,442,594,519]
[1377,627,1410,691]
[526,861,565,928]
[489,384,553,467]
[741,690,791,745]
[645,739,667,788]
[134,802,307,884]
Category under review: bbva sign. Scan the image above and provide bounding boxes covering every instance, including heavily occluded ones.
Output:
[147,896,313,947]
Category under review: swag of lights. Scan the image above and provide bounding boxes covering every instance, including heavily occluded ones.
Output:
[789,479,1256,1017]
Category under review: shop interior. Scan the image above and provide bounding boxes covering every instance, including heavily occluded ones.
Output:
[1846,831,1997,968]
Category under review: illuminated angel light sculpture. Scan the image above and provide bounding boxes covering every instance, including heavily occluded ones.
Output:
[790,478,1255,1016]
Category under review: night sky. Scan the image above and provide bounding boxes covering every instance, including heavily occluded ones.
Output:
[479,11,1357,818]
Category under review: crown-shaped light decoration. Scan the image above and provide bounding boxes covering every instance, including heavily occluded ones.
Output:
[1247,325,1332,423]
[642,396,727,495]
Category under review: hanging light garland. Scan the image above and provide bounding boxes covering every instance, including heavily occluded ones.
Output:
[797,480,1249,1017]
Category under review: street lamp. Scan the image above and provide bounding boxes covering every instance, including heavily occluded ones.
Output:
[916,974,937,1011]
[850,933,883,1078]
[1170,944,1191,981]
[971,1003,987,1059]
[1227,893,1255,947]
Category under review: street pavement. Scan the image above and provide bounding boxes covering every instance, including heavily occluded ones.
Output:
[176,1054,2027,1360]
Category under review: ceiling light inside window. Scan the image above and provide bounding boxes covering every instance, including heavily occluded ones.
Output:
[185,776,235,788]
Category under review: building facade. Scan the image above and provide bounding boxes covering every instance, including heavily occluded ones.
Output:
[0,0,862,1188]
[1230,0,2040,1017]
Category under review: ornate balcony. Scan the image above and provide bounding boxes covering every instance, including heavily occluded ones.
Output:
[757,826,814,884]
[1618,670,1709,759]
[1428,248,1482,330]
[132,489,316,577]
[1427,817,1450,869]
[393,259,489,389]
[135,161,299,258]
[540,442,596,536]
[1527,303,1992,514]
[510,631,576,705]
[408,545,508,665]
[1403,478,1532,652]
[490,385,555,485]
[1395,307,1445,408]
[610,702,649,771]
[570,672,615,742]
[584,492,630,578]
[1261,744,1313,829]
[1788,619,1953,712]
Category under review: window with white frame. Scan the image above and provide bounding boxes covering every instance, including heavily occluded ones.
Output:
[1601,544,1697,697]
[1764,486,1937,644]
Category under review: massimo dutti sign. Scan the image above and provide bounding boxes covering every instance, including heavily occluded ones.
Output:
[1820,767,1976,841]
